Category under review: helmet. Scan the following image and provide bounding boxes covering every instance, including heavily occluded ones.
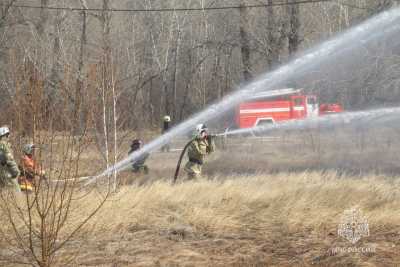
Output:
[163,115,171,122]
[0,126,10,137]
[195,124,208,137]
[23,144,35,155]
[132,139,142,146]
[131,139,142,150]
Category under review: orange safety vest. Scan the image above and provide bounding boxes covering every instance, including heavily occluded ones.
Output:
[18,155,42,191]
[22,155,38,179]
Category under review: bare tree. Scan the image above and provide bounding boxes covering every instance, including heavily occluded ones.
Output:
[0,60,110,267]
[0,0,16,29]
[239,1,252,81]
[1,0,399,141]
[287,0,301,55]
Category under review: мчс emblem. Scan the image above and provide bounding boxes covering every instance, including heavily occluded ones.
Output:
[338,207,369,244]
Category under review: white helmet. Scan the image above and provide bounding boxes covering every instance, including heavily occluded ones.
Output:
[195,124,208,137]
[23,144,36,155]
[0,126,10,137]
[163,115,171,122]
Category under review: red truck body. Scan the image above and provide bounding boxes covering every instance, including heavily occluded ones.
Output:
[236,88,343,128]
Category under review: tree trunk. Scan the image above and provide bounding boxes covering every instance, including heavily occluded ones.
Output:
[101,0,111,181]
[239,1,252,82]
[287,0,301,55]
[74,10,87,135]
[266,0,275,68]
[37,0,49,37]
[371,0,394,14]
[0,0,16,30]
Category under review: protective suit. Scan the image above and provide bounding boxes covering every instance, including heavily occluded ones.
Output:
[129,139,149,174]
[0,134,21,191]
[184,124,215,180]
[161,115,171,152]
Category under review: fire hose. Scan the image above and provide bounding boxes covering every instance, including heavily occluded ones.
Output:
[173,134,223,183]
[173,137,195,184]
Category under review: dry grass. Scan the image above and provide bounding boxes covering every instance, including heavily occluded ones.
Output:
[60,172,400,266]
[2,127,400,266]
[93,172,400,231]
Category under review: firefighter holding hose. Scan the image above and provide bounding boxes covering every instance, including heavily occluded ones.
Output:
[183,124,215,180]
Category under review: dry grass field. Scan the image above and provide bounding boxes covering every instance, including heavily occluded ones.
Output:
[67,172,400,266]
[1,126,400,266]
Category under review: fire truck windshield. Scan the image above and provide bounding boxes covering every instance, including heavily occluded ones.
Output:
[294,98,303,106]
[307,97,317,105]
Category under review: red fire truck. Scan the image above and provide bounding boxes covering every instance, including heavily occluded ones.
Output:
[236,88,343,128]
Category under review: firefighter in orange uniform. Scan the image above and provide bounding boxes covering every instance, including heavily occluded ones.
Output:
[19,144,45,192]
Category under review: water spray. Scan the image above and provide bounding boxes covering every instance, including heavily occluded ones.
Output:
[222,107,400,137]
[173,106,400,182]
[84,7,400,187]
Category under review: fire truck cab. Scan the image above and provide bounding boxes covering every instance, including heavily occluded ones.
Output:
[236,88,342,129]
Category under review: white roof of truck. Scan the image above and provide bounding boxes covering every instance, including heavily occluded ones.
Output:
[247,88,302,100]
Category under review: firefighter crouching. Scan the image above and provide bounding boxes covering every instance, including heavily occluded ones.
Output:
[18,144,46,192]
[129,139,149,174]
[184,124,215,180]
[0,126,21,192]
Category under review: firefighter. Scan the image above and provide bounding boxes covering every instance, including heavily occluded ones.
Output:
[0,126,21,192]
[128,139,149,174]
[183,124,215,180]
[18,144,46,192]
[161,115,171,152]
